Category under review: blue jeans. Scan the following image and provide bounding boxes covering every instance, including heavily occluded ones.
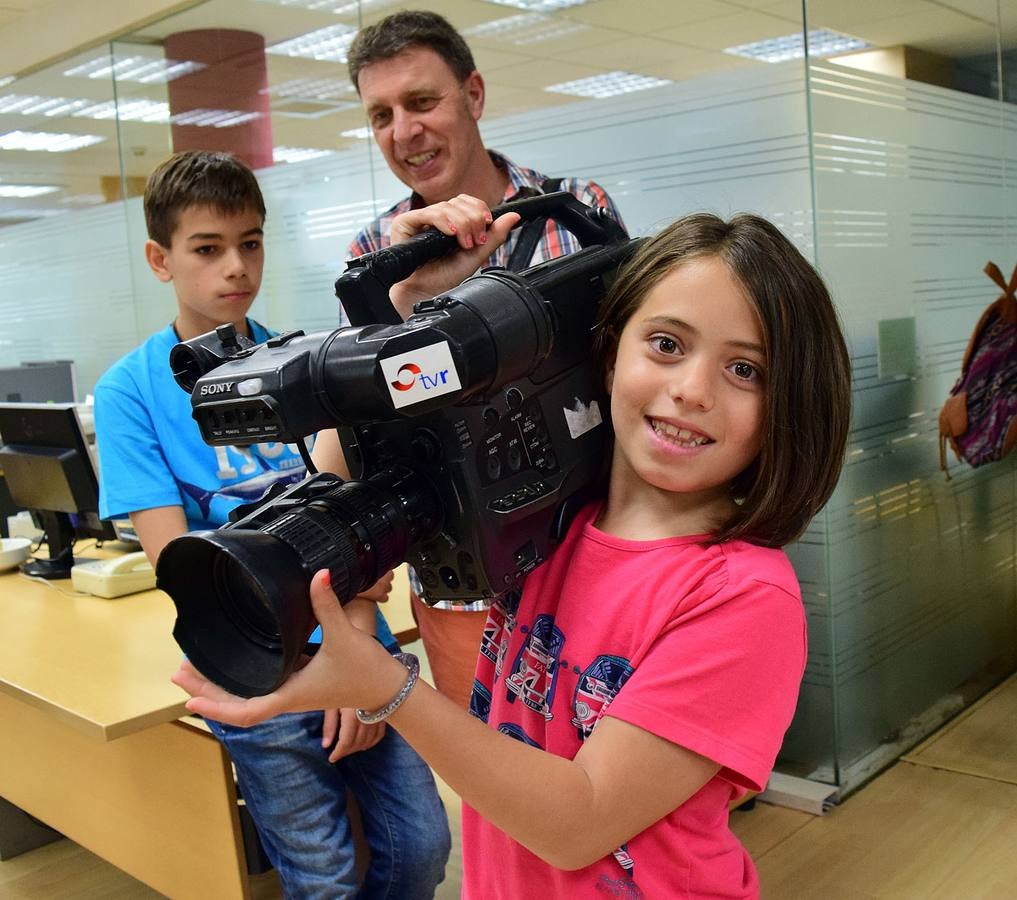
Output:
[206,711,450,899]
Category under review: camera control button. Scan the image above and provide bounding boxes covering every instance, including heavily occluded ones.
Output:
[505,388,524,409]
[486,454,502,480]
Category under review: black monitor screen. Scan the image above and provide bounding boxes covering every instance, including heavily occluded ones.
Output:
[0,361,76,403]
[0,402,115,577]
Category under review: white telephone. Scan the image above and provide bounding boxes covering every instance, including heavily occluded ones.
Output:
[71,551,156,598]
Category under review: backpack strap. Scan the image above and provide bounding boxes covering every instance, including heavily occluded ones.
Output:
[506,177,564,272]
[984,261,1017,325]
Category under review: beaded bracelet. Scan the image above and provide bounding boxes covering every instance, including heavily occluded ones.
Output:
[355,652,420,724]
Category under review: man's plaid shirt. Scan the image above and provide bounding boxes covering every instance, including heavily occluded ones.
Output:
[348,151,624,267]
[347,151,624,610]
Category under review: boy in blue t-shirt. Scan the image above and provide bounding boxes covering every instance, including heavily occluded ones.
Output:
[94,151,449,898]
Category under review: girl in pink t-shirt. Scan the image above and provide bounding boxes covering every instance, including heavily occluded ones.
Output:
[175,207,851,897]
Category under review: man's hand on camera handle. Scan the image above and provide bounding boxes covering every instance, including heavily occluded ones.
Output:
[388,194,521,319]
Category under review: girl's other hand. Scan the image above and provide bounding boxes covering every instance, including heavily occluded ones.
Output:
[170,569,408,727]
[388,194,520,319]
[356,569,394,604]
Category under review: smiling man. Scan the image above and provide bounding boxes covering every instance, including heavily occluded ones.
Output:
[340,10,626,711]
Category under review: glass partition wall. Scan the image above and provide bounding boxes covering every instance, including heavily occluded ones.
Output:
[0,0,1013,798]
[797,0,1017,791]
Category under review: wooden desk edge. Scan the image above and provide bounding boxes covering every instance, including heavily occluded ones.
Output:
[0,680,188,742]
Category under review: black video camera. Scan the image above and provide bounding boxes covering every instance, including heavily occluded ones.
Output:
[157,192,638,696]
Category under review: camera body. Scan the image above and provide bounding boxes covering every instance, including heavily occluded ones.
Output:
[158,193,637,695]
[337,309,610,602]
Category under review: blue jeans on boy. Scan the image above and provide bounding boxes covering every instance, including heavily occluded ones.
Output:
[207,710,450,899]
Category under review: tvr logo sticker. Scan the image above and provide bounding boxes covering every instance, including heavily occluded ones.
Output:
[391,363,422,392]
[381,343,462,409]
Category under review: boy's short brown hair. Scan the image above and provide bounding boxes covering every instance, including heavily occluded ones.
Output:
[593,213,853,548]
[347,10,476,92]
[144,151,266,248]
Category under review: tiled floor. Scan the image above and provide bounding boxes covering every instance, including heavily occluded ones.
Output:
[4,670,1017,899]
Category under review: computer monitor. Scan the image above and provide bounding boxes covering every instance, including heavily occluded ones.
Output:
[0,402,115,578]
[0,360,76,403]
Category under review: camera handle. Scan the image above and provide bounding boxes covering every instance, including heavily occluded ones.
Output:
[335,191,627,328]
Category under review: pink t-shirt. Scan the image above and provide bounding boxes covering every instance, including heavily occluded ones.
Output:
[462,504,807,899]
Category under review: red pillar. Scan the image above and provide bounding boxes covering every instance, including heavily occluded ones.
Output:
[164,29,274,171]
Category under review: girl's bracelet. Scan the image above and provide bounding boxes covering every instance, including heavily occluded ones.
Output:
[355,652,420,724]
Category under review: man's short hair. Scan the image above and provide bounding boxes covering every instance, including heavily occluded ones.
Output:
[143,151,266,247]
[347,10,476,92]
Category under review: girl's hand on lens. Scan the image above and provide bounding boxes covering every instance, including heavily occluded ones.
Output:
[171,569,408,726]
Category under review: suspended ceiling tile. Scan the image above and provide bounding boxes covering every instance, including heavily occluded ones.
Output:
[803,0,930,29]
[482,85,576,119]
[373,0,513,31]
[657,10,806,51]
[130,3,338,45]
[855,8,1002,55]
[750,0,807,20]
[556,34,704,71]
[565,0,751,33]
[482,56,610,90]
[464,18,619,57]
[925,0,1002,27]
[644,49,759,82]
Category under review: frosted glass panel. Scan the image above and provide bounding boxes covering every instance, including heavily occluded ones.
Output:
[0,204,140,396]
[806,56,1017,788]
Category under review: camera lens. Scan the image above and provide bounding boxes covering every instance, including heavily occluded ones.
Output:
[158,468,442,697]
[214,554,281,651]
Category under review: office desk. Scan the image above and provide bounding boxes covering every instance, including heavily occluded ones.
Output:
[0,555,252,898]
[0,553,418,898]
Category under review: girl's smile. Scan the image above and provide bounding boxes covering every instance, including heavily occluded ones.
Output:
[648,417,713,450]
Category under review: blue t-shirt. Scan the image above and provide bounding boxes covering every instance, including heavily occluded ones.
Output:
[94,320,396,649]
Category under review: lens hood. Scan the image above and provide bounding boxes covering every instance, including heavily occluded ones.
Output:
[158,529,317,697]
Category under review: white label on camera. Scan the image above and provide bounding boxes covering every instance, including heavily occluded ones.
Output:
[563,397,602,439]
[381,342,463,409]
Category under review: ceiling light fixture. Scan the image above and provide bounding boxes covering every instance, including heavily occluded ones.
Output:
[273,146,335,163]
[0,184,61,198]
[254,0,396,13]
[0,208,67,222]
[60,194,105,206]
[545,70,672,98]
[268,24,359,62]
[464,13,590,45]
[724,29,870,64]
[265,77,356,100]
[170,108,262,128]
[63,56,205,84]
[0,94,90,116]
[0,130,105,152]
[483,0,592,10]
[76,99,170,123]
[0,94,172,122]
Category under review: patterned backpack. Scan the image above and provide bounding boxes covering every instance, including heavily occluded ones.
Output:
[938,262,1017,477]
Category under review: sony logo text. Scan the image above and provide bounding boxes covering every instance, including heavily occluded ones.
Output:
[199,382,234,396]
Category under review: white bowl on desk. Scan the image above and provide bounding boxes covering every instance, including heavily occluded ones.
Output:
[0,537,32,571]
